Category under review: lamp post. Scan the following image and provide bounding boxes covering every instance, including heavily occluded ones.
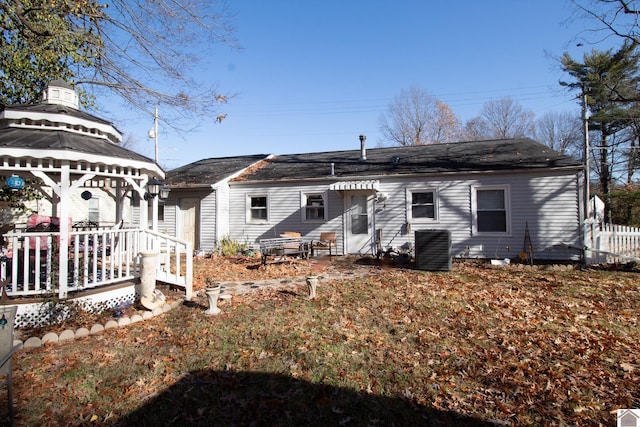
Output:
[146,177,163,198]
[146,177,163,232]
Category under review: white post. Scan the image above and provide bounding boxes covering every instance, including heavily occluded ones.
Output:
[152,196,158,232]
[58,164,70,299]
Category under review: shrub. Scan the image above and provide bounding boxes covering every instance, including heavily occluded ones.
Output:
[218,236,247,257]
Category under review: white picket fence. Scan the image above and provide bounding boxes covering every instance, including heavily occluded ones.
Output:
[584,221,640,264]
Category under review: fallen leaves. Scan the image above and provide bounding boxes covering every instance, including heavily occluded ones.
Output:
[8,259,640,426]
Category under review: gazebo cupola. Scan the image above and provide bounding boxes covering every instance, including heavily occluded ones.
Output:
[0,79,123,145]
[42,79,80,109]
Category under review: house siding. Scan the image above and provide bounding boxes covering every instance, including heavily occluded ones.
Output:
[373,170,581,261]
[160,199,176,237]
[200,191,217,252]
[229,169,581,261]
[228,181,344,252]
[216,183,231,244]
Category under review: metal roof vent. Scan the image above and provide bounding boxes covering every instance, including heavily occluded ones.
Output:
[359,134,366,161]
[391,155,401,164]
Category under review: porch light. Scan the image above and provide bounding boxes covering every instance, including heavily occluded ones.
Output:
[146,177,163,198]
[159,185,171,200]
[5,174,25,192]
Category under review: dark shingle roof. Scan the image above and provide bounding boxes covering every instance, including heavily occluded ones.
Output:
[235,138,582,182]
[0,127,153,162]
[166,154,271,187]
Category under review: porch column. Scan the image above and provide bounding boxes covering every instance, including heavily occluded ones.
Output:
[57,164,71,298]
[152,197,159,231]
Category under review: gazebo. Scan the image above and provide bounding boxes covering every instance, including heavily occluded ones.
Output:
[0,80,192,327]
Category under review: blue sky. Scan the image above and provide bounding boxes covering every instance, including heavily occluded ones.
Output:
[101,1,599,170]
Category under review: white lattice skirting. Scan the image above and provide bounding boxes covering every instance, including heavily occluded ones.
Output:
[13,285,136,329]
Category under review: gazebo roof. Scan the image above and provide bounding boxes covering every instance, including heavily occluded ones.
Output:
[0,127,153,163]
[0,80,162,177]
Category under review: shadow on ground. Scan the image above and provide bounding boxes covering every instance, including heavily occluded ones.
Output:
[116,369,499,426]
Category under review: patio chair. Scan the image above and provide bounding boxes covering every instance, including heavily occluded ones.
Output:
[311,232,337,258]
[0,304,18,426]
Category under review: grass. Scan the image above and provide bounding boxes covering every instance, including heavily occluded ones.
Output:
[6,262,640,426]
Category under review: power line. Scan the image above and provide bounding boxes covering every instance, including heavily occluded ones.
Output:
[222,85,575,118]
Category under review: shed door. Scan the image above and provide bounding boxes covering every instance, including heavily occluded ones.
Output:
[179,198,199,249]
[346,193,372,254]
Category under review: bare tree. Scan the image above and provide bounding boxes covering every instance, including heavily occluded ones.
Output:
[572,0,640,46]
[379,86,462,146]
[534,111,583,158]
[464,97,535,140]
[460,117,491,141]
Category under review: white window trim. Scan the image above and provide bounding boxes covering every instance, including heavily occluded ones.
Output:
[246,194,269,224]
[406,188,439,223]
[301,191,328,222]
[471,185,511,235]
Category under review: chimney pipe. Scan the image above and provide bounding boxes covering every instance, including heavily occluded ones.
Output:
[331,162,335,175]
[359,134,366,161]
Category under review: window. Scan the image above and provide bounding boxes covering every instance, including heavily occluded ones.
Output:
[247,195,268,223]
[473,187,509,233]
[407,189,438,222]
[412,191,435,219]
[302,192,327,221]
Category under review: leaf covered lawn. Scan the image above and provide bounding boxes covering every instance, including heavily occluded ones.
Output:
[7,259,640,426]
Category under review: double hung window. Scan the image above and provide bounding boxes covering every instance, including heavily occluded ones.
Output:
[247,195,268,223]
[302,192,327,222]
[473,186,509,233]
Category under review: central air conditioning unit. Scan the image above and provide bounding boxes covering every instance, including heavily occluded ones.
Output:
[415,229,452,271]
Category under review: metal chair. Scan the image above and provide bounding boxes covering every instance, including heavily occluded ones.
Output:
[311,232,337,257]
[0,304,18,427]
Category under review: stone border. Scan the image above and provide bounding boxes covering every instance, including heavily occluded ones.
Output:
[15,299,184,350]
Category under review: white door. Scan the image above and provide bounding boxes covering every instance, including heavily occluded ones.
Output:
[179,198,199,249]
[346,193,372,254]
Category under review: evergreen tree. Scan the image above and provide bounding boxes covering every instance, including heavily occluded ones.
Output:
[561,41,640,222]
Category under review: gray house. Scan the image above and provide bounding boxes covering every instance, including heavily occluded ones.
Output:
[162,154,271,251]
[163,138,584,262]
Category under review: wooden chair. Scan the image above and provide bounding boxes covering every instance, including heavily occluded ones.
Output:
[312,232,337,257]
[0,304,18,426]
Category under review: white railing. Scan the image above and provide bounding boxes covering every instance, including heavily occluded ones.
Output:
[584,221,640,264]
[0,228,192,300]
[139,229,193,300]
